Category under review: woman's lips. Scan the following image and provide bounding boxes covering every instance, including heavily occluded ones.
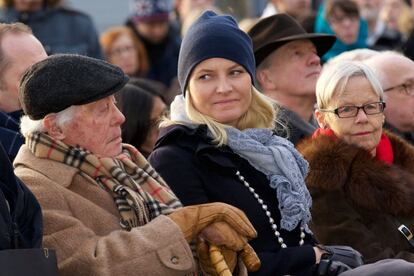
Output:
[354,131,371,136]
[214,99,238,105]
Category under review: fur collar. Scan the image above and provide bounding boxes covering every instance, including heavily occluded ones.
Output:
[297,131,414,216]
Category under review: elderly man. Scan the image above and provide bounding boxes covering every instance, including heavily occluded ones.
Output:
[0,22,47,161]
[14,54,259,276]
[365,51,414,145]
[248,14,336,144]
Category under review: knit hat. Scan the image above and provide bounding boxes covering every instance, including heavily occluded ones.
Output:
[178,10,256,96]
[19,54,129,120]
[129,0,173,23]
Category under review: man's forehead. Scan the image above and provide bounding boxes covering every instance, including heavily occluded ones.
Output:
[377,56,414,84]
[271,39,317,58]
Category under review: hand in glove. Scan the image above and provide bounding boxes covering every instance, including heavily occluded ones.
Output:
[196,222,261,275]
[167,202,257,248]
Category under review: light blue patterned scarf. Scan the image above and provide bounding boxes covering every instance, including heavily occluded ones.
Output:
[170,95,312,232]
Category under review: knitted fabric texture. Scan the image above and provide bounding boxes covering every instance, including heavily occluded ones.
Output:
[178,10,256,95]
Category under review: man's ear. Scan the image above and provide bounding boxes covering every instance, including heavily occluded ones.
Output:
[43,113,65,140]
[315,109,328,129]
[256,69,276,91]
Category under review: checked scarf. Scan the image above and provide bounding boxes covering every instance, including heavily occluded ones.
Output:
[27,132,182,230]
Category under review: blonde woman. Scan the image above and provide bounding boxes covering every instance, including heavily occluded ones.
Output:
[148,10,368,276]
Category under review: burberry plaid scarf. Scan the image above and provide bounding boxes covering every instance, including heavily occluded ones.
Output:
[27,132,182,230]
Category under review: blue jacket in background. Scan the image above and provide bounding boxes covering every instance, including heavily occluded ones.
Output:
[0,6,103,59]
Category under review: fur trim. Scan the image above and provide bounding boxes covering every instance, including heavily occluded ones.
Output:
[297,131,414,216]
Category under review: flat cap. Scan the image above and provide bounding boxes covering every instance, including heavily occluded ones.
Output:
[19,54,129,120]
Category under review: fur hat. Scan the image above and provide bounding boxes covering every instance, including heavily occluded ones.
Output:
[19,54,129,120]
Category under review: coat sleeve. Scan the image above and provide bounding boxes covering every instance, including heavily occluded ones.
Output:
[16,168,195,276]
[310,188,414,263]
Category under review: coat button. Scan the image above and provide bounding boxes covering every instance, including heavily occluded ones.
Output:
[170,256,179,264]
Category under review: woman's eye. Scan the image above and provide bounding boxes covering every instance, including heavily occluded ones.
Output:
[230,70,242,76]
[198,74,210,80]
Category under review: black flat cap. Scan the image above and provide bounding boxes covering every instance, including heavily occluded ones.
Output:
[19,54,129,120]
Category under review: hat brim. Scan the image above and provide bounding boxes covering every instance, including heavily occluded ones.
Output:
[254,33,336,66]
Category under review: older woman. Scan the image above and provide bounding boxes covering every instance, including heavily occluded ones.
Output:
[297,60,414,263]
[13,54,259,276]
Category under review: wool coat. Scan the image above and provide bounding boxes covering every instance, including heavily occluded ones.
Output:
[297,131,414,263]
[14,145,195,276]
[149,124,318,276]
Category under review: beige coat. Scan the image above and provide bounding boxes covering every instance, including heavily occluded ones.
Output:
[14,145,195,276]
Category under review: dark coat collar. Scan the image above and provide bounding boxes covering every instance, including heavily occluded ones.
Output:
[297,130,414,216]
[156,124,242,170]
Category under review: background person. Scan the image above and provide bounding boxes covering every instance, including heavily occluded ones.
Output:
[249,14,336,145]
[0,22,47,161]
[116,83,166,158]
[126,0,181,89]
[0,0,103,58]
[100,26,149,78]
[365,51,414,144]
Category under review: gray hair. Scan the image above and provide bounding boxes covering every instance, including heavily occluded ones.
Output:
[20,105,77,138]
[316,60,384,110]
[363,51,406,90]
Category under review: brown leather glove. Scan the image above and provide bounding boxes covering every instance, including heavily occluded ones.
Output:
[197,233,260,275]
[197,238,237,276]
[167,202,257,248]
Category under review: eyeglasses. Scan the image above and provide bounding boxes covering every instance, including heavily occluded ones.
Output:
[319,101,386,118]
[109,45,135,57]
[384,81,414,96]
[328,14,359,25]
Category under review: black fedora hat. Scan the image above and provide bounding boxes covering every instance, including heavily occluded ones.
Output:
[248,14,336,66]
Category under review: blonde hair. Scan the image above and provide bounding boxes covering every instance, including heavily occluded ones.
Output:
[163,85,277,146]
[316,60,384,110]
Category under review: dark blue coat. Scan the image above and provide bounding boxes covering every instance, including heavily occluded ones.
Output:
[0,6,103,59]
[0,142,42,249]
[149,124,317,276]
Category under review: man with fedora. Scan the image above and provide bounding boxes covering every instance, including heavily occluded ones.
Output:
[14,54,259,275]
[248,14,336,145]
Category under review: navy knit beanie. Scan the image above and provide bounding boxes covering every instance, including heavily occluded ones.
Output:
[178,10,256,96]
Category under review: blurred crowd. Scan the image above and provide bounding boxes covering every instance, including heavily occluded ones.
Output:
[2,0,414,276]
